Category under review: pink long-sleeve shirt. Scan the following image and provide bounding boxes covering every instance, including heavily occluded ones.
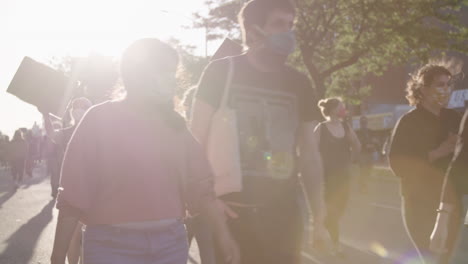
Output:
[56,101,215,225]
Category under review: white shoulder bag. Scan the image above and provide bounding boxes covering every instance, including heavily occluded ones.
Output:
[206,57,242,196]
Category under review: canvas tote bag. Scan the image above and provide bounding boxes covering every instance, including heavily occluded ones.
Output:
[206,57,242,196]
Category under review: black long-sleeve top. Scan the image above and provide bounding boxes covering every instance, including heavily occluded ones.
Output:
[389,106,461,198]
[442,109,468,203]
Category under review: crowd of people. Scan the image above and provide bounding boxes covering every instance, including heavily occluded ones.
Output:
[0,124,46,187]
[0,0,466,264]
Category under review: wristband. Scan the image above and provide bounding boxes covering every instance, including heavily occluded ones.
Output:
[438,202,455,213]
[436,208,451,214]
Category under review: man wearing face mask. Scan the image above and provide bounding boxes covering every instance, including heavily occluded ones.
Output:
[40,97,92,264]
[190,0,328,263]
[389,64,461,264]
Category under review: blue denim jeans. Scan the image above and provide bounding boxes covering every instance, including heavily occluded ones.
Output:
[82,220,188,264]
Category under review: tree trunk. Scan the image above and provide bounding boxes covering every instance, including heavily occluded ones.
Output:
[313,78,326,100]
[300,53,326,100]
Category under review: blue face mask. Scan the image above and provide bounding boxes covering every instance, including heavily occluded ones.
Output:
[265,30,296,56]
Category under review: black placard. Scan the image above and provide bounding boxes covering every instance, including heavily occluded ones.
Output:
[7,57,75,117]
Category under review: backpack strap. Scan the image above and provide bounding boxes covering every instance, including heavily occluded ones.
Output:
[342,121,350,134]
[342,121,353,147]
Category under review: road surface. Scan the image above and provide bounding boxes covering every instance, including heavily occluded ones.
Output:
[0,164,452,264]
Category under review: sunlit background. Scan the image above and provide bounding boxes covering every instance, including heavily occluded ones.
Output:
[0,0,214,137]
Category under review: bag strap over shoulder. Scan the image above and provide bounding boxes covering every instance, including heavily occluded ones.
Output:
[219,57,235,108]
[342,121,350,134]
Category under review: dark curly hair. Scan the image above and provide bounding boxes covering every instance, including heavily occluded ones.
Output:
[406,64,452,106]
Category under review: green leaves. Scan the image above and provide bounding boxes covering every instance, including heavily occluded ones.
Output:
[191,0,242,41]
[296,0,467,100]
[192,0,467,103]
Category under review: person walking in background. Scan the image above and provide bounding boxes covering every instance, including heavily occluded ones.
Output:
[41,97,92,199]
[0,135,9,169]
[389,63,461,264]
[2,136,11,174]
[41,97,92,264]
[8,130,29,188]
[312,98,361,256]
[21,129,34,178]
[43,133,59,188]
[51,38,238,264]
[357,116,377,194]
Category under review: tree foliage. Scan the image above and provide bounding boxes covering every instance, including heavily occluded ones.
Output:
[193,0,468,101]
[192,0,243,41]
[296,0,468,99]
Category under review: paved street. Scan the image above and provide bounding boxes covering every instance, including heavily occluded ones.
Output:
[0,164,426,264]
[0,165,56,264]
[301,167,417,264]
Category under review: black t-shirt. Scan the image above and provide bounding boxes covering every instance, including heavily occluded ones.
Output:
[319,122,351,179]
[389,106,461,197]
[443,109,468,203]
[195,54,320,205]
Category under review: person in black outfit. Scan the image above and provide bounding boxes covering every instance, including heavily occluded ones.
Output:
[389,64,461,264]
[313,98,361,256]
[9,130,29,187]
[41,97,92,199]
[431,107,468,263]
[41,97,92,264]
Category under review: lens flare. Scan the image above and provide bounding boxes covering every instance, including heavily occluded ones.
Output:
[370,242,388,258]
[395,250,438,264]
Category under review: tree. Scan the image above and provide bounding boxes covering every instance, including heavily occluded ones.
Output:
[295,0,468,99]
[192,0,468,101]
[192,0,244,42]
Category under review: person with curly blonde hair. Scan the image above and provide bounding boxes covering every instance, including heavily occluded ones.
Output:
[389,63,462,264]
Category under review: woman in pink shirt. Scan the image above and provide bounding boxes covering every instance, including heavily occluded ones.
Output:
[50,39,239,264]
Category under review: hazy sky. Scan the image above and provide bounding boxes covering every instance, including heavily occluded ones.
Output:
[0,0,214,137]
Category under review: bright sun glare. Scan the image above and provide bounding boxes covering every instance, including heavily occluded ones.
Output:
[0,0,206,137]
[6,0,203,57]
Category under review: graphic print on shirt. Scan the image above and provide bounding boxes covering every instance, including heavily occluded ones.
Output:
[229,84,299,180]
